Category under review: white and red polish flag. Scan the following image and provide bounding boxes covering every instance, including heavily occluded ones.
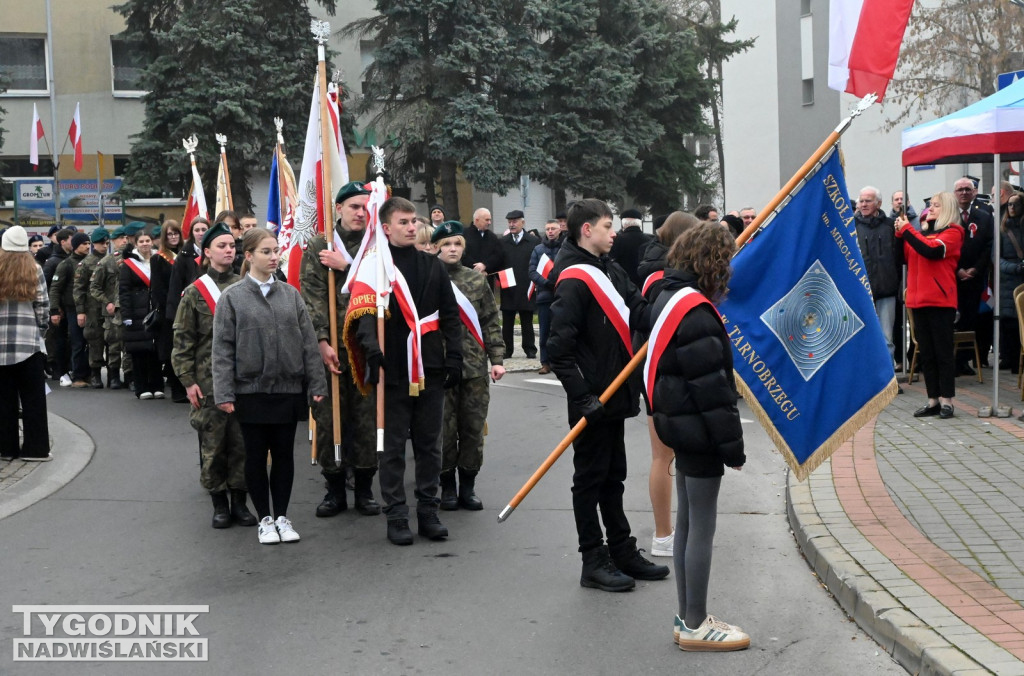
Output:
[828,0,913,101]
[498,268,516,288]
[29,104,45,169]
[69,102,83,171]
[181,161,209,241]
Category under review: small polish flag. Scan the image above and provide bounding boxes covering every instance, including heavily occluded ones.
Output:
[69,102,83,172]
[498,268,516,289]
[29,104,45,170]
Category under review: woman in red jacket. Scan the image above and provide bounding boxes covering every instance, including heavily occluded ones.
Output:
[896,191,963,419]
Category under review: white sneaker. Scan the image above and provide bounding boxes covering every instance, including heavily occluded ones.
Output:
[153,391,165,399]
[651,531,674,557]
[258,516,280,544]
[275,516,300,543]
[139,392,154,400]
[59,374,72,387]
[677,615,750,652]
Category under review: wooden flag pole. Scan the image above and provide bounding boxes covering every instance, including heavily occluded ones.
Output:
[370,146,387,456]
[497,93,880,523]
[313,20,343,465]
[216,133,234,212]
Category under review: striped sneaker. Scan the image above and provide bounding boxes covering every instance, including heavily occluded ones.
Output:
[677,615,750,652]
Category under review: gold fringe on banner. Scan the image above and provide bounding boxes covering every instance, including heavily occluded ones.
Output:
[735,374,898,482]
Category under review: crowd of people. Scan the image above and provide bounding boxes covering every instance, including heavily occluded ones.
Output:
[10,177,1021,652]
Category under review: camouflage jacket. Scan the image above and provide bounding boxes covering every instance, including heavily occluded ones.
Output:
[171,267,241,394]
[49,252,87,313]
[73,252,106,317]
[446,261,504,379]
[300,224,364,371]
[89,252,122,315]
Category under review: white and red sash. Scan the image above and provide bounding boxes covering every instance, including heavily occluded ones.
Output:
[642,270,664,297]
[643,287,720,410]
[123,258,151,287]
[452,282,484,349]
[192,274,222,313]
[556,264,632,354]
[333,230,355,265]
[391,269,435,395]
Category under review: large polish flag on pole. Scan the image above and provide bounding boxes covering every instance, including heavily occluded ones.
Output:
[828,0,913,101]
[69,103,83,171]
[29,104,45,169]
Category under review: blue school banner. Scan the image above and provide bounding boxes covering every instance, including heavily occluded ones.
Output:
[718,147,897,480]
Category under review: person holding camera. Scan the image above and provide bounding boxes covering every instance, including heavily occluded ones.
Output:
[119,230,170,399]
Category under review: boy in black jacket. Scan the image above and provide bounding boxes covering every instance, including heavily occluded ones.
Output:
[547,199,669,591]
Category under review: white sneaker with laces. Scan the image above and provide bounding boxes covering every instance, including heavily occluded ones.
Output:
[153,391,165,399]
[651,531,674,557]
[258,516,280,544]
[275,516,300,543]
[677,615,750,652]
[139,392,154,400]
[59,374,72,387]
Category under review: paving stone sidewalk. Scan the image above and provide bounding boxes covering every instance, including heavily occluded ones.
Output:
[789,368,1024,676]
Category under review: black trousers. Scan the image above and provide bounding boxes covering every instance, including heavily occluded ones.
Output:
[379,384,444,520]
[571,417,632,553]
[915,306,956,399]
[501,310,535,357]
[239,421,297,519]
[0,353,50,459]
[129,350,163,396]
[64,305,88,379]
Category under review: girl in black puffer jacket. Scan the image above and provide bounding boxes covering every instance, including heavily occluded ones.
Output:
[646,222,748,652]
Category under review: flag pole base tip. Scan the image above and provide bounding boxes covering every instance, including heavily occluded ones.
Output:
[497,505,514,523]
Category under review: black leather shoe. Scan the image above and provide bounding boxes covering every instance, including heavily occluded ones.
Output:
[939,405,954,419]
[211,492,232,529]
[417,511,449,540]
[353,469,381,516]
[230,490,258,526]
[457,467,483,511]
[439,470,458,511]
[913,404,940,417]
[611,543,670,581]
[958,364,976,376]
[580,546,635,592]
[315,474,348,517]
[387,519,414,546]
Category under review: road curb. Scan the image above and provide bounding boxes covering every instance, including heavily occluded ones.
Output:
[0,413,94,521]
[786,467,995,676]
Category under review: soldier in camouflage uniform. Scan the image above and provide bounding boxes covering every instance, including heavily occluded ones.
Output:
[73,228,110,388]
[89,227,129,389]
[300,181,381,517]
[433,222,506,510]
[50,232,91,388]
[171,223,257,529]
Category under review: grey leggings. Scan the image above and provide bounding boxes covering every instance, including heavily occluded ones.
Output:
[674,473,722,628]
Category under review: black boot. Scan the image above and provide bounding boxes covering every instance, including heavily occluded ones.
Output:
[417,510,449,540]
[457,467,483,511]
[610,537,670,581]
[387,518,414,546]
[230,489,258,526]
[439,469,458,511]
[580,546,635,592]
[211,492,232,529]
[353,468,381,516]
[108,371,122,389]
[123,371,133,392]
[315,473,348,517]
[89,367,104,389]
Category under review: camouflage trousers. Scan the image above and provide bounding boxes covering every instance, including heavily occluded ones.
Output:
[312,366,378,475]
[103,312,129,374]
[84,313,106,368]
[442,375,490,472]
[189,397,247,493]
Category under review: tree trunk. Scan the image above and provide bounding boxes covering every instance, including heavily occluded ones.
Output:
[439,160,460,222]
[423,159,438,207]
[554,187,567,216]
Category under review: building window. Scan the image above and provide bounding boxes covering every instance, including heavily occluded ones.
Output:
[110,37,148,96]
[801,0,812,17]
[0,35,49,94]
[360,40,376,95]
[802,78,815,105]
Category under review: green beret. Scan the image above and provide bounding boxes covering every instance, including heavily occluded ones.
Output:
[123,221,146,236]
[430,220,464,243]
[109,227,126,239]
[201,222,233,251]
[335,181,371,204]
[90,228,110,243]
[151,226,162,239]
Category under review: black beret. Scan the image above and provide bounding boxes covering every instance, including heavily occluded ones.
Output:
[621,208,643,220]
[505,210,525,220]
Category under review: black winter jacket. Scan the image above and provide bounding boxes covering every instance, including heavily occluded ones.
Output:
[500,231,540,311]
[649,269,744,477]
[610,226,653,287]
[528,237,562,304]
[547,238,648,425]
[463,227,505,274]
[854,211,901,299]
[636,240,668,284]
[118,249,171,354]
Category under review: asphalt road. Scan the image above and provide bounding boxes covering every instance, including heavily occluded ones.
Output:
[0,372,906,675]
